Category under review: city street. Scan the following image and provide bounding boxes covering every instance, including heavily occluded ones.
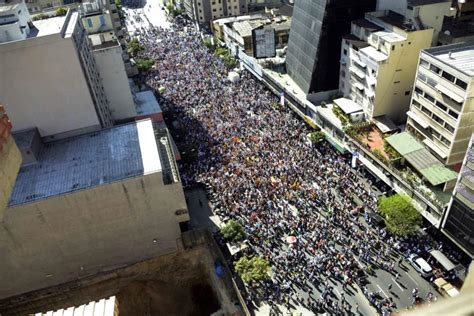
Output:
[122,6,440,315]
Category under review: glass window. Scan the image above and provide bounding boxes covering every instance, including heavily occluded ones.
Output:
[435,101,447,112]
[455,79,468,90]
[430,64,442,75]
[87,18,93,28]
[448,109,459,119]
[424,93,435,103]
[440,136,450,146]
[432,129,440,138]
[421,106,432,116]
[415,86,423,95]
[441,71,455,82]
[405,90,410,96]
[432,114,444,125]
[445,123,455,134]
[412,99,421,108]
[420,59,429,67]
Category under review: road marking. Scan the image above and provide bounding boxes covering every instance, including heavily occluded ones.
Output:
[392,278,404,291]
[377,285,388,298]
[334,288,341,298]
[406,273,419,285]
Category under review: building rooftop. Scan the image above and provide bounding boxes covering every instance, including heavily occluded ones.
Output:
[334,98,363,114]
[89,32,119,50]
[0,0,21,13]
[360,46,389,62]
[352,18,384,32]
[135,90,162,116]
[29,15,67,38]
[367,10,416,32]
[386,132,458,186]
[34,296,117,316]
[424,42,474,76]
[407,0,451,6]
[8,120,162,206]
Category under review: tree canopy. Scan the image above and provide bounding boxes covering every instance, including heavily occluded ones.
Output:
[378,193,422,236]
[127,38,144,57]
[220,220,246,243]
[135,58,155,73]
[234,255,270,283]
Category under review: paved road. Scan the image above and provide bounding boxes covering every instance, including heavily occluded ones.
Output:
[122,8,438,315]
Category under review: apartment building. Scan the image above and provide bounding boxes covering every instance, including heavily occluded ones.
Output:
[1,118,189,299]
[339,10,433,124]
[79,0,122,36]
[0,3,113,140]
[285,0,376,95]
[0,106,21,218]
[442,133,474,259]
[407,43,474,166]
[183,0,247,24]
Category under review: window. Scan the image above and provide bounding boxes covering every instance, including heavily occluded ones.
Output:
[455,79,468,90]
[212,8,216,11]
[392,45,395,51]
[396,69,402,72]
[394,81,400,84]
[412,99,421,108]
[430,64,442,75]
[341,82,345,89]
[440,136,450,146]
[415,86,423,95]
[341,70,346,78]
[343,49,347,56]
[86,18,93,28]
[421,106,432,116]
[432,114,444,125]
[424,93,435,103]
[448,109,459,119]
[441,71,455,82]
[432,129,440,138]
[445,123,455,134]
[420,59,429,67]
[405,90,410,96]
[435,100,447,112]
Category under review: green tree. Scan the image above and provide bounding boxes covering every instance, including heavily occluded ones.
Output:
[221,220,246,242]
[127,38,144,57]
[135,58,155,73]
[309,131,325,144]
[55,7,68,16]
[234,255,270,283]
[378,194,422,236]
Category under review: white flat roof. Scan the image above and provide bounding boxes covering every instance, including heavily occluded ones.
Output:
[334,98,363,114]
[360,46,388,62]
[425,43,474,76]
[137,119,162,175]
[374,30,405,43]
[31,15,67,37]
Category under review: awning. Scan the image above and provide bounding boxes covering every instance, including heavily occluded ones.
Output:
[354,82,365,91]
[365,89,375,98]
[366,76,377,86]
[423,138,448,159]
[407,110,430,129]
[354,58,366,68]
[435,84,464,104]
[429,249,456,271]
[349,66,365,79]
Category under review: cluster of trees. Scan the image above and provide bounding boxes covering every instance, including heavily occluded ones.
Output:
[127,38,155,73]
[214,47,237,69]
[221,220,246,243]
[378,193,422,236]
[234,255,270,283]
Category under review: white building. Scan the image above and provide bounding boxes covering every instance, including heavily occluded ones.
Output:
[183,0,248,24]
[0,7,113,140]
[89,32,135,121]
[339,10,433,124]
[407,42,474,167]
[0,0,32,42]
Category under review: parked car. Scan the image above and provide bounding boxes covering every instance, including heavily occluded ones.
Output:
[408,254,433,278]
[433,278,460,298]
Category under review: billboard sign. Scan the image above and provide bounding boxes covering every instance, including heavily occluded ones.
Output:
[253,28,276,59]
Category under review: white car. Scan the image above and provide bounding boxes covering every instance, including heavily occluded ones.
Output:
[408,254,433,278]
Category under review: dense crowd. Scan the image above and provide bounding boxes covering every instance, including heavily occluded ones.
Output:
[135,18,460,315]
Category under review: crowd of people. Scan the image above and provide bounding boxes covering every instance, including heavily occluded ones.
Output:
[133,17,459,315]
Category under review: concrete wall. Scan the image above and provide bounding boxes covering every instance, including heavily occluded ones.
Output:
[0,34,102,138]
[0,136,21,221]
[92,45,135,121]
[373,28,433,124]
[0,172,189,299]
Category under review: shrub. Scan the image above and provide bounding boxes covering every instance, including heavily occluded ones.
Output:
[221,220,246,242]
[55,7,68,16]
[372,148,388,164]
[127,38,144,57]
[235,255,270,283]
[135,58,155,73]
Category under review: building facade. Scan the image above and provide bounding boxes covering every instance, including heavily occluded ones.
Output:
[285,0,376,95]
[407,43,474,166]
[183,0,247,24]
[442,133,474,259]
[0,105,21,219]
[339,11,434,124]
[0,8,113,140]
[0,119,189,299]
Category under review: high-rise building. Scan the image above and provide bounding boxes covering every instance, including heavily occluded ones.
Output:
[406,42,474,166]
[285,0,376,95]
[338,11,434,124]
[0,3,113,140]
[442,133,474,259]
[183,0,248,24]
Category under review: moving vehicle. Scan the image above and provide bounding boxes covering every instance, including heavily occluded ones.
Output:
[408,254,433,278]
